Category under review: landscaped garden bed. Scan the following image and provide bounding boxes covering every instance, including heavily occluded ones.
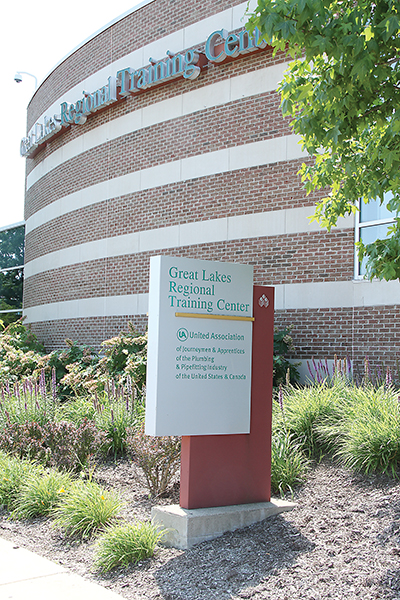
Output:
[0,318,399,598]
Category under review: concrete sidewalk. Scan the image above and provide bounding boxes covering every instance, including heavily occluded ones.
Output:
[0,537,124,600]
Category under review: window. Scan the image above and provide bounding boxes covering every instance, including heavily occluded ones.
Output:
[0,223,25,326]
[355,192,396,278]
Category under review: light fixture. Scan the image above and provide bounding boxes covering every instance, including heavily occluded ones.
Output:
[14,72,38,89]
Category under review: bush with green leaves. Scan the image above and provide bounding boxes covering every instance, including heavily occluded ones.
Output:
[60,326,148,396]
[273,327,300,387]
[0,419,106,472]
[101,325,147,388]
[0,320,45,383]
[13,470,73,519]
[0,319,44,355]
[95,521,164,572]
[52,480,123,538]
[127,425,181,496]
[0,320,147,397]
[39,339,99,398]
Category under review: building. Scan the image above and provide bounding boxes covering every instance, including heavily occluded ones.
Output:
[22,0,400,376]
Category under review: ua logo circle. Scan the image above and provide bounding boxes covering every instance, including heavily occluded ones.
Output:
[177,328,188,341]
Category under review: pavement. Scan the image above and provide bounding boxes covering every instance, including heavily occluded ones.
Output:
[0,537,125,600]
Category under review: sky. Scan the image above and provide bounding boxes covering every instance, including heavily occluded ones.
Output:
[0,0,145,229]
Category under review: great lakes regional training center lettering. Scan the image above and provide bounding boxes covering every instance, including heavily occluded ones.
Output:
[168,265,250,313]
[168,264,251,383]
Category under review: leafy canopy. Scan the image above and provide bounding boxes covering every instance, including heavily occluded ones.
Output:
[247,0,400,280]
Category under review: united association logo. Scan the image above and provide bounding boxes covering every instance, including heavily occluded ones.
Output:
[177,328,188,341]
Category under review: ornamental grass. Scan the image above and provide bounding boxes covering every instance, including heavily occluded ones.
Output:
[95,521,164,572]
[52,480,123,538]
[13,470,73,519]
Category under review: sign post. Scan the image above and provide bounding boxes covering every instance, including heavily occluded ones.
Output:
[179,285,274,509]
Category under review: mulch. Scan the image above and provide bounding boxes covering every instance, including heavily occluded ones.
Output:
[1,458,400,599]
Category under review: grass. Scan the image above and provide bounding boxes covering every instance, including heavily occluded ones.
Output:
[95,521,164,572]
[274,382,345,457]
[0,451,42,509]
[52,480,124,537]
[270,429,309,496]
[60,396,96,424]
[316,384,400,476]
[277,379,400,478]
[93,389,145,456]
[13,470,73,519]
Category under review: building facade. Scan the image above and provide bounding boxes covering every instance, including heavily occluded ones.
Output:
[22,0,400,375]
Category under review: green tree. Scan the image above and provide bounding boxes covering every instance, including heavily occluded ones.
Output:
[247,0,400,280]
[0,226,24,269]
[0,225,24,326]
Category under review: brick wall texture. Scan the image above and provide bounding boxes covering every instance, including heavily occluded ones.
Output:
[23,0,399,373]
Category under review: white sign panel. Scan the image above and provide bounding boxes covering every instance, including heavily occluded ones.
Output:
[145,256,253,436]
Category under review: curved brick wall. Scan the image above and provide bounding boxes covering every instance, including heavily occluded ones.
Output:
[23,0,400,376]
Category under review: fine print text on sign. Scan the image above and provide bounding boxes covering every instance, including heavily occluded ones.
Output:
[145,256,254,436]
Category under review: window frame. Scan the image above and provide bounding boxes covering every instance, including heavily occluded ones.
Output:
[354,197,396,279]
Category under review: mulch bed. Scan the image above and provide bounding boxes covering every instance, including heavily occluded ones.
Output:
[1,458,400,600]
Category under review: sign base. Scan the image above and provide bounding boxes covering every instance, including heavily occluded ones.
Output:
[152,498,295,549]
[179,286,274,509]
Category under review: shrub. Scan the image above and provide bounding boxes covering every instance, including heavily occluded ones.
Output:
[0,320,44,383]
[101,325,147,390]
[95,521,164,572]
[270,429,309,496]
[52,480,123,537]
[0,421,50,464]
[0,419,106,472]
[44,419,107,471]
[13,470,73,519]
[127,425,181,496]
[0,451,42,510]
[273,327,300,387]
[0,319,44,355]
[40,339,99,398]
[59,326,147,396]
[0,321,147,398]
